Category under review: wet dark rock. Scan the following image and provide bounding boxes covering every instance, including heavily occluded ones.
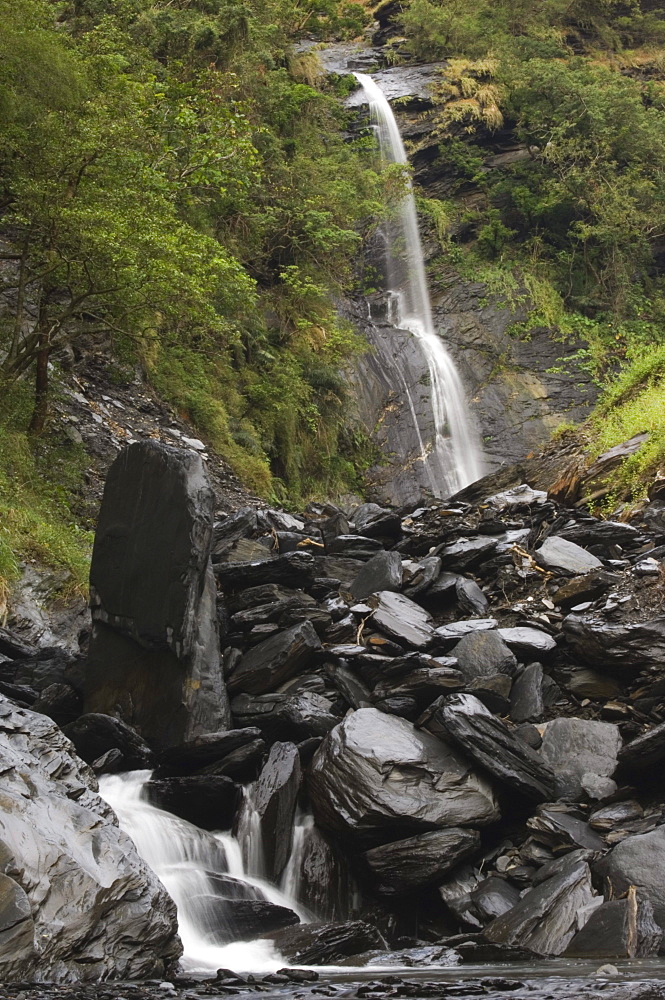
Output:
[452,631,517,681]
[618,720,665,771]
[539,718,622,801]
[596,827,665,929]
[194,739,266,782]
[563,614,665,669]
[452,938,535,963]
[266,920,387,965]
[515,723,542,749]
[564,669,621,700]
[324,662,373,709]
[91,747,125,774]
[211,508,258,561]
[483,860,596,956]
[374,695,420,720]
[320,511,351,547]
[227,622,322,695]
[0,627,38,660]
[471,877,522,924]
[31,682,81,726]
[214,550,317,591]
[231,691,340,743]
[497,627,557,659]
[353,504,402,540]
[276,530,322,555]
[428,694,556,801]
[426,571,462,599]
[435,619,498,648]
[86,441,229,745]
[403,556,442,597]
[146,775,239,830]
[527,806,605,851]
[364,827,480,895]
[0,695,179,980]
[369,591,434,649]
[456,578,490,615]
[227,584,305,614]
[154,728,264,777]
[565,891,662,958]
[309,708,499,840]
[328,535,384,561]
[468,673,512,715]
[536,536,603,575]
[295,825,359,922]
[510,664,546,723]
[559,520,641,549]
[250,741,301,882]
[350,551,403,601]
[212,899,299,945]
[372,666,464,704]
[551,571,618,609]
[63,713,153,769]
[589,800,643,831]
[440,537,498,572]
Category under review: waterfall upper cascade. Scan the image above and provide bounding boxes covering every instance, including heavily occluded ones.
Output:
[354,72,482,497]
[100,772,310,974]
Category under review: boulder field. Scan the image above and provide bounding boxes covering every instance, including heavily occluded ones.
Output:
[3,441,665,976]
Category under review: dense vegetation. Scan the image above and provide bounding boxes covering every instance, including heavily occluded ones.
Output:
[0,0,386,591]
[394,0,665,499]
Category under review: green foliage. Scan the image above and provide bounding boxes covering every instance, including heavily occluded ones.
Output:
[0,0,383,505]
[0,378,92,598]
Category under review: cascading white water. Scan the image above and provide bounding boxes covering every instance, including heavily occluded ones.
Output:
[99,772,305,974]
[355,72,483,496]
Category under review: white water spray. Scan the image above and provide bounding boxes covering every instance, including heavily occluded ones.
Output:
[355,72,483,496]
[99,772,301,974]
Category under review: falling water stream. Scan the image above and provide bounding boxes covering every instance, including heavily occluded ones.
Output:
[354,72,482,496]
[100,772,303,974]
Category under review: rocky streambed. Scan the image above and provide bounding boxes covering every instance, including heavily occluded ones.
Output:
[4,441,665,988]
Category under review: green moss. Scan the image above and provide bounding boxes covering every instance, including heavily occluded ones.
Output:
[0,379,92,599]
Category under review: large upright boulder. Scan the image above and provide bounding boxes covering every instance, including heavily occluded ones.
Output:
[309,708,499,840]
[0,696,179,981]
[85,442,229,746]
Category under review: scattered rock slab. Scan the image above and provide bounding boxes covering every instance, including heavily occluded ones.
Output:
[427,694,556,801]
[452,631,517,681]
[364,827,480,895]
[563,614,665,669]
[483,859,597,956]
[369,591,434,649]
[350,551,403,601]
[227,622,322,695]
[497,627,557,659]
[536,536,603,575]
[266,920,387,965]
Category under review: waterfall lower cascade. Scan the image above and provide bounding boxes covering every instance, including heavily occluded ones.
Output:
[100,772,310,974]
[355,73,482,496]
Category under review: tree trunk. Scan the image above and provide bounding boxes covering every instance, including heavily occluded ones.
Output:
[28,319,50,436]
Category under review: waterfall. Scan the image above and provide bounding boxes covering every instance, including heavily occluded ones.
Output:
[354,72,483,496]
[99,772,305,974]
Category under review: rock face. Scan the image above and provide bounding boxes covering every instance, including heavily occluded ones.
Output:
[308,708,499,839]
[563,614,665,669]
[85,441,229,746]
[0,695,180,981]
